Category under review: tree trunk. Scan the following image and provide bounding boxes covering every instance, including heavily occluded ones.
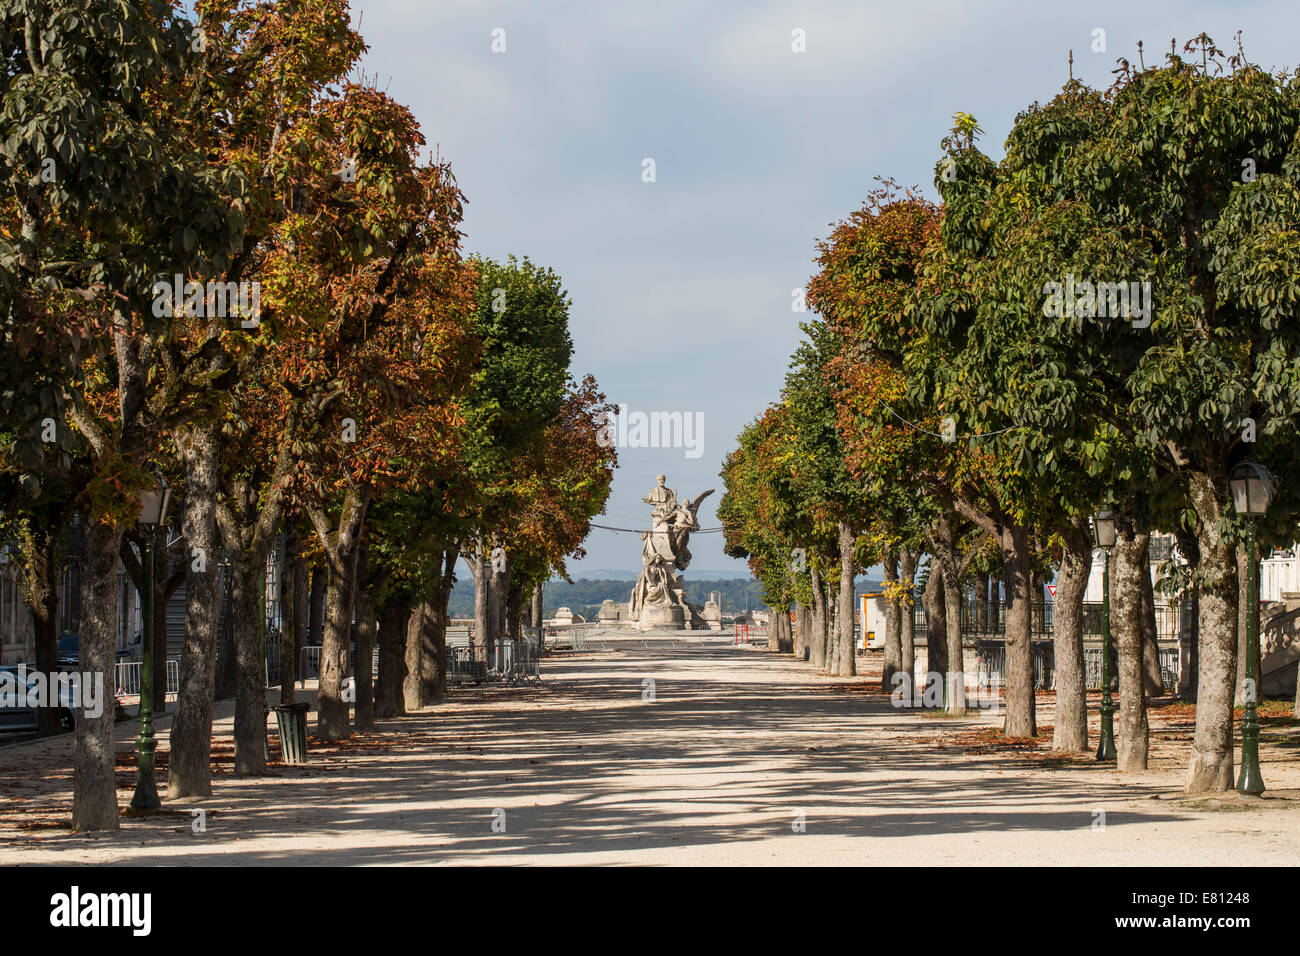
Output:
[794,599,809,660]
[278,530,299,705]
[974,569,989,634]
[72,517,123,831]
[809,566,827,669]
[375,595,411,718]
[168,422,221,798]
[506,581,522,642]
[471,539,488,660]
[228,551,268,776]
[421,589,443,703]
[826,590,838,674]
[24,512,68,737]
[836,522,857,677]
[923,561,947,706]
[488,534,507,659]
[1114,526,1150,771]
[1234,547,1250,707]
[999,524,1037,737]
[1140,558,1163,695]
[881,551,900,690]
[825,590,838,672]
[425,549,455,700]
[898,549,918,697]
[1052,517,1091,753]
[403,601,428,711]
[151,529,168,714]
[1030,568,1045,635]
[530,582,544,643]
[941,562,965,716]
[1185,470,1239,793]
[213,565,237,701]
[931,516,965,714]
[286,543,308,706]
[311,488,370,742]
[989,572,1001,632]
[353,542,376,732]
[308,564,326,646]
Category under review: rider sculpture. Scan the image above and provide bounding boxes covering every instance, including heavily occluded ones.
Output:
[628,475,713,629]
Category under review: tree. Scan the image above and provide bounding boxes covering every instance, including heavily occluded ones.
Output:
[459,256,574,660]
[2,0,245,828]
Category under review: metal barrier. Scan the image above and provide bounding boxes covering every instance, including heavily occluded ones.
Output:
[114,660,181,699]
[1083,646,1179,692]
[293,645,378,688]
[299,645,321,688]
[733,623,769,646]
[498,640,540,684]
[974,640,1055,690]
[516,641,541,682]
[447,646,487,685]
[545,624,588,650]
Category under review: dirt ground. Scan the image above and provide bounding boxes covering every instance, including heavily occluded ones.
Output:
[2,632,1298,865]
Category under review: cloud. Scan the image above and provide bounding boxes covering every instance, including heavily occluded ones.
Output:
[352,0,1300,575]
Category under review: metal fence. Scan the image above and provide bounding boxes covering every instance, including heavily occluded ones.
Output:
[974,640,1055,690]
[545,624,590,650]
[958,601,1055,636]
[491,640,541,684]
[114,660,181,698]
[917,598,1181,643]
[293,645,378,688]
[1083,646,1180,692]
[972,642,1180,693]
[447,645,488,685]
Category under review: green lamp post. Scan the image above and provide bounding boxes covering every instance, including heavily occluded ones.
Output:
[1092,510,1117,762]
[130,474,170,812]
[1229,461,1275,796]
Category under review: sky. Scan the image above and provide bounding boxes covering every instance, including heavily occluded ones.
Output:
[352,0,1300,576]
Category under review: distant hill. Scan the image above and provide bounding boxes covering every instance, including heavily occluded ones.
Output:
[560,569,751,581]
[445,575,884,621]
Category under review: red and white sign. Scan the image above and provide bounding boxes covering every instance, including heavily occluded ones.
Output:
[1046,584,1056,598]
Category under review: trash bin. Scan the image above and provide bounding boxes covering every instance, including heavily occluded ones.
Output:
[272,702,311,764]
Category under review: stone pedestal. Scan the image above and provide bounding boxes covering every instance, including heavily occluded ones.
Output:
[637,604,685,630]
[702,595,722,632]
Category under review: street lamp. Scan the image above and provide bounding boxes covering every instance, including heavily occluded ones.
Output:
[1228,460,1275,796]
[130,475,170,812]
[1092,509,1117,762]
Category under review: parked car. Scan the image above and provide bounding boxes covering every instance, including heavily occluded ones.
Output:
[55,633,79,670]
[54,633,132,670]
[0,666,75,733]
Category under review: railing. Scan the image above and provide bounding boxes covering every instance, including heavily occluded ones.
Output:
[1083,646,1179,692]
[114,660,180,699]
[293,645,378,688]
[952,601,1054,637]
[733,623,769,645]
[492,640,541,684]
[299,645,322,687]
[545,624,589,650]
[447,646,488,685]
[913,598,1181,642]
[974,640,1055,690]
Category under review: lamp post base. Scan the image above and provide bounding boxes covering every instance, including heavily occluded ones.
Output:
[130,722,161,812]
[1236,721,1265,796]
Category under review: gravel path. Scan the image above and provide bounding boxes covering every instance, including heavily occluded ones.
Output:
[3,633,1298,865]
